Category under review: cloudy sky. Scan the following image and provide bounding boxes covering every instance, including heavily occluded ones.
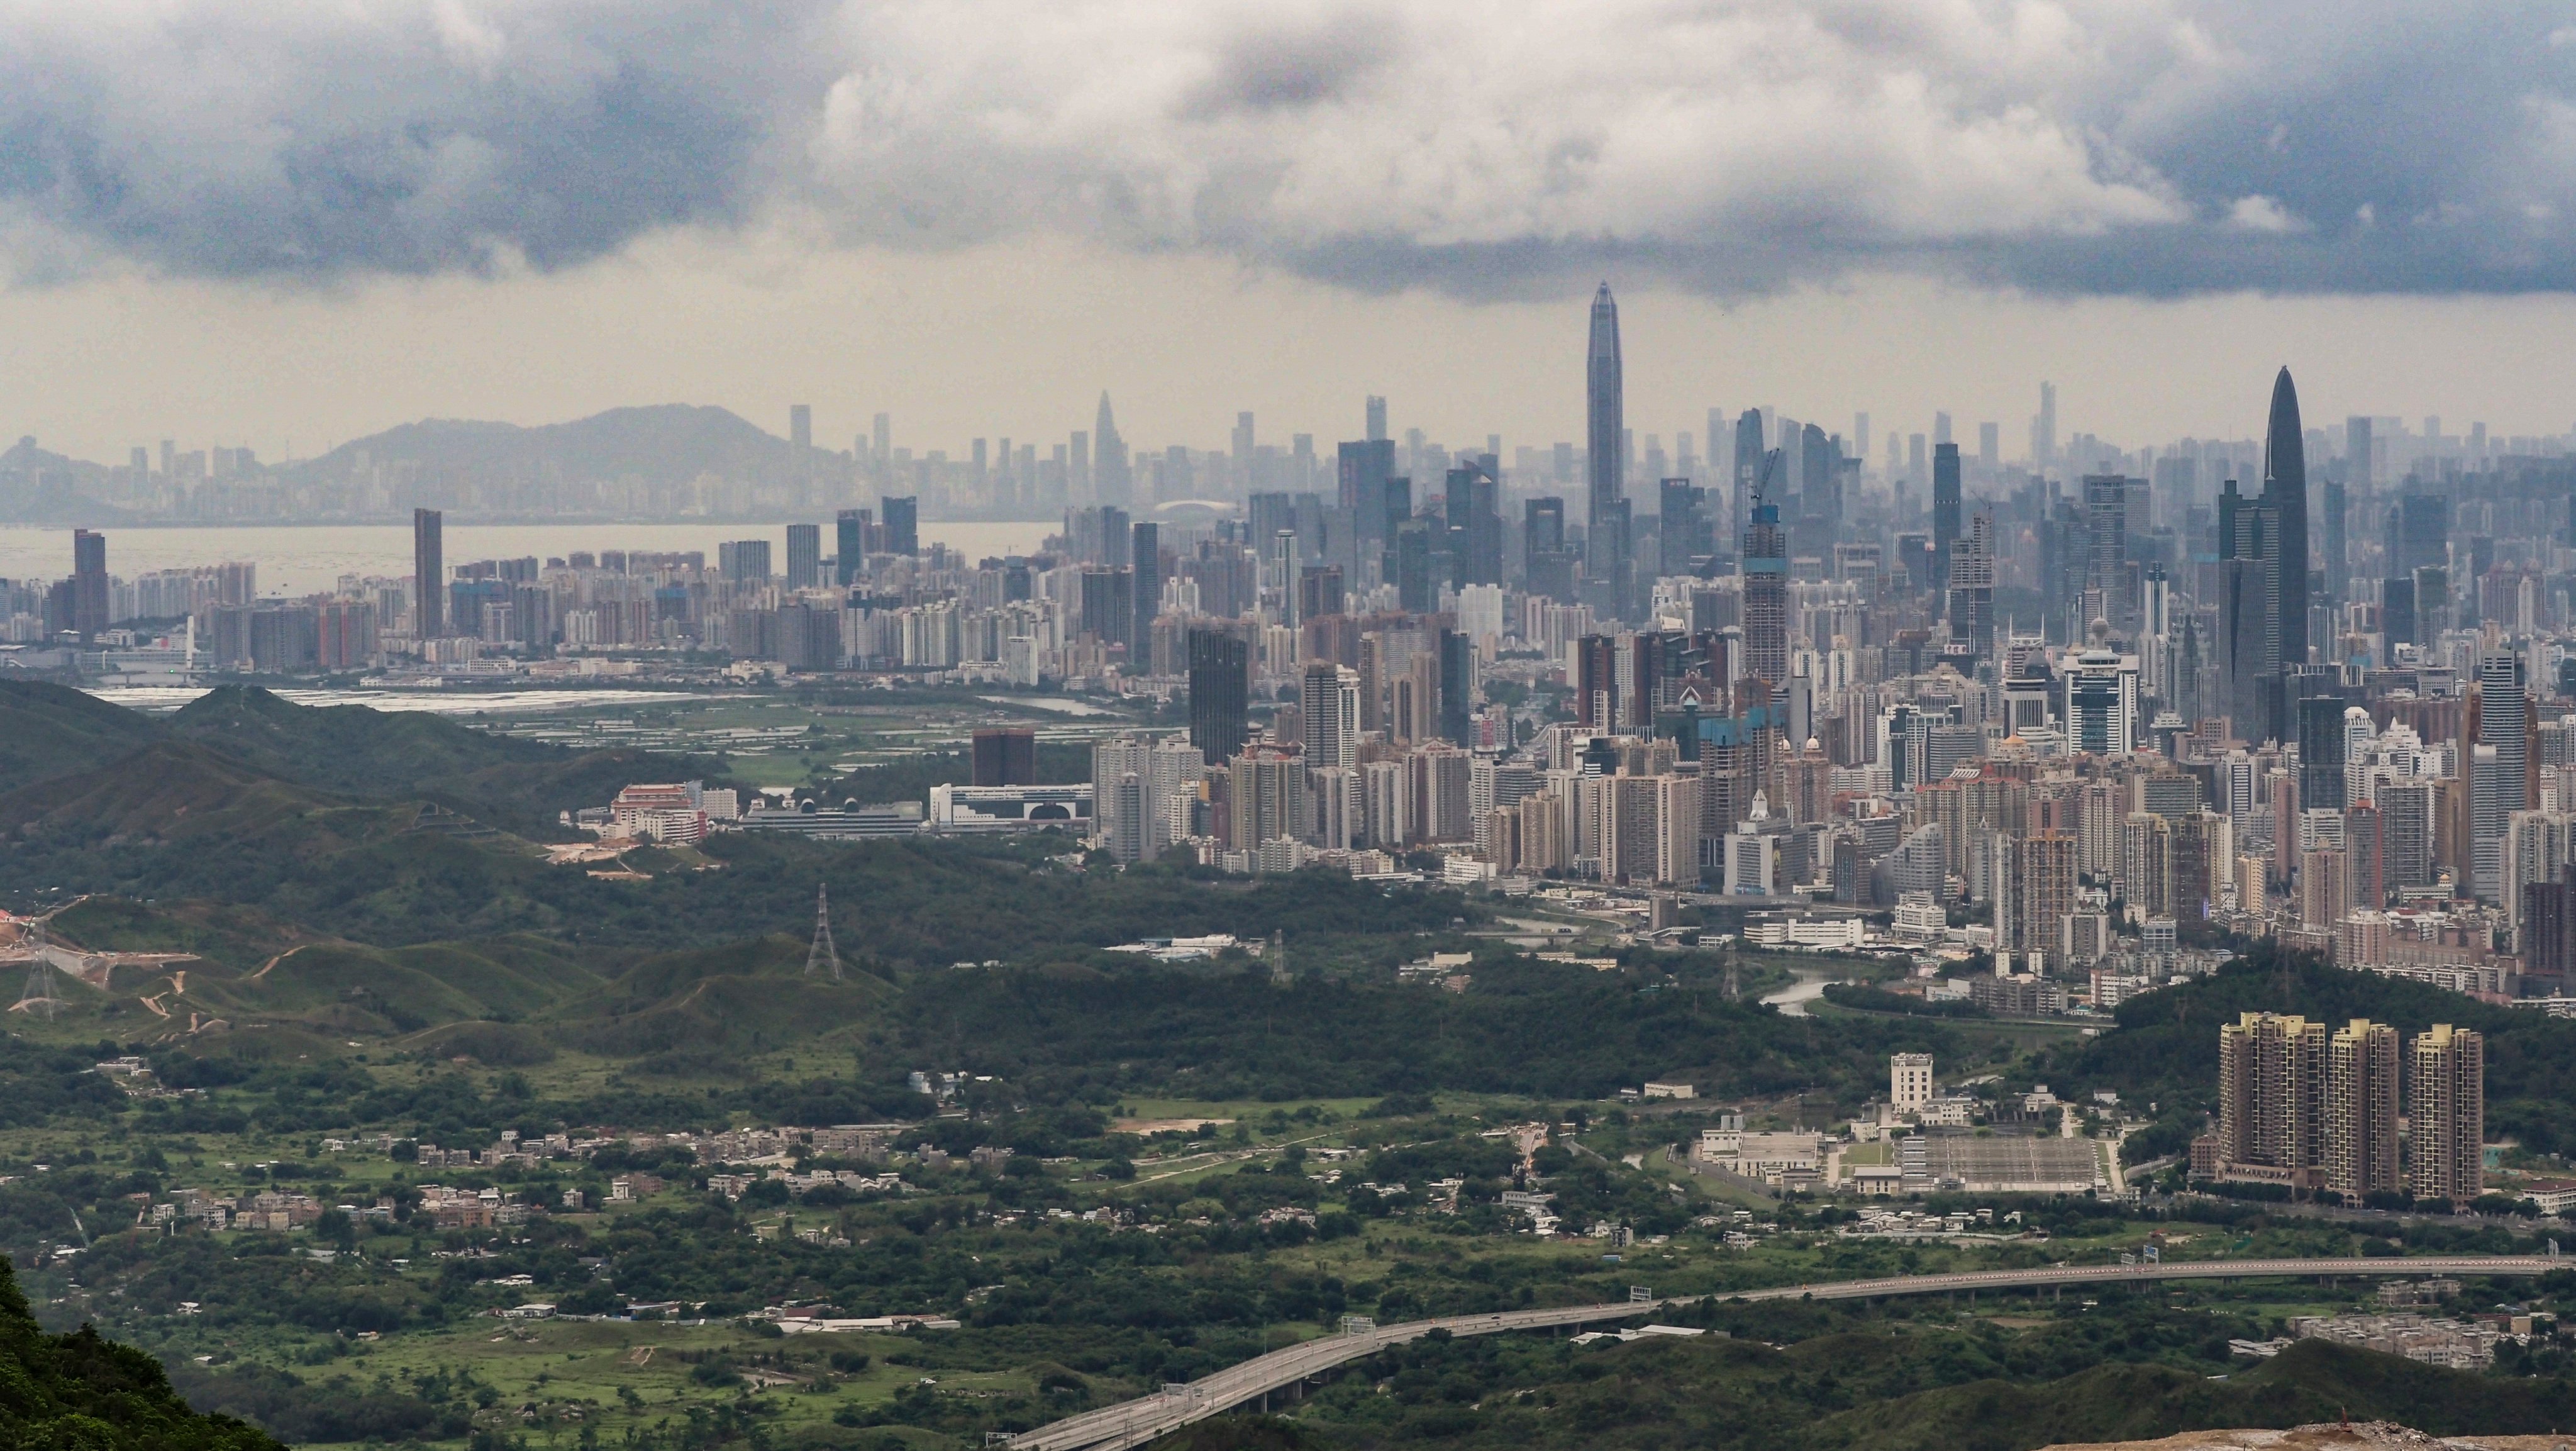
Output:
[4,0,2576,462]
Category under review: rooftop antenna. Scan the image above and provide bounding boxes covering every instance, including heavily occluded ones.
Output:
[804,883,841,981]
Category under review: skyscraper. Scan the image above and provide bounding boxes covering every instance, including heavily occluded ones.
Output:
[1301,661,1359,771]
[835,509,870,586]
[1365,394,1388,443]
[413,508,444,638]
[2264,367,2309,670]
[1131,520,1161,654]
[1658,477,1705,578]
[70,529,107,642]
[1094,393,1130,504]
[1931,442,1961,585]
[1946,513,1995,661]
[1731,409,1765,551]
[1338,438,1396,549]
[1584,284,1625,611]
[2474,648,2529,903]
[785,523,821,591]
[1187,628,1250,765]
[881,496,918,557]
[1741,451,1789,687]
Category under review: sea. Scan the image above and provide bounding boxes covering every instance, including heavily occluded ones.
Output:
[0,521,1057,596]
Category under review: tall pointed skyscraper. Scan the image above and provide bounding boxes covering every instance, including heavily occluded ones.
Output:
[1584,284,1626,612]
[1094,392,1130,504]
[2264,367,2307,669]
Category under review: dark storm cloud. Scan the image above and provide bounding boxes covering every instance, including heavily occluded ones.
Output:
[7,0,2576,297]
[0,0,828,278]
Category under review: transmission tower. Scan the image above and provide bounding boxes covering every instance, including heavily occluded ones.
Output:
[804,884,841,981]
[1268,931,1289,984]
[14,923,60,1021]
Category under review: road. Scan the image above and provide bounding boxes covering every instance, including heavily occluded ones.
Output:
[1007,1254,2564,1451]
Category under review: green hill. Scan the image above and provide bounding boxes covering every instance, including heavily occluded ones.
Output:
[165,685,727,836]
[0,678,162,795]
[0,740,409,849]
[183,935,606,1037]
[0,1257,280,1451]
[548,932,892,1058]
[166,683,550,785]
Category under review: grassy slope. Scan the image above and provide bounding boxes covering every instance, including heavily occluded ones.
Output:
[0,740,405,848]
[165,685,729,835]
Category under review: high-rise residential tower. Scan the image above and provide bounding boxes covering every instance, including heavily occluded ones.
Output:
[2216,1011,2325,1182]
[1301,660,1360,772]
[413,508,444,638]
[1584,284,1625,610]
[2325,1019,2401,1199]
[2408,1024,2484,1202]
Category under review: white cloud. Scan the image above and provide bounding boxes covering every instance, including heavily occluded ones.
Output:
[2224,195,2303,233]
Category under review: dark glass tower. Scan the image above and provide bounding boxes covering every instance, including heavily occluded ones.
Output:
[1584,284,1625,609]
[1931,442,1961,585]
[413,507,444,638]
[70,529,107,642]
[1187,628,1249,765]
[835,508,869,586]
[1131,520,1160,653]
[2264,366,2308,668]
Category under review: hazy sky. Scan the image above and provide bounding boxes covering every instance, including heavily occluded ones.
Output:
[5,0,2576,462]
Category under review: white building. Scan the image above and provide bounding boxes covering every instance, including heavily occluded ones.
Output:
[1890,1052,1933,1115]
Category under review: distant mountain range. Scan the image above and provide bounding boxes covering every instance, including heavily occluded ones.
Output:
[0,404,846,523]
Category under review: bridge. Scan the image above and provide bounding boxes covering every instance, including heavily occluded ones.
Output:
[1007,1254,2563,1451]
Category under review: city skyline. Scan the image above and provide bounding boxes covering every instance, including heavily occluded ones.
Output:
[13,264,2576,472]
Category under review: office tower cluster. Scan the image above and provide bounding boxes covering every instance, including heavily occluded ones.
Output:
[2195,1013,2482,1206]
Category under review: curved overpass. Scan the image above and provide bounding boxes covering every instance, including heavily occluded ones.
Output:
[1009,1254,2563,1451]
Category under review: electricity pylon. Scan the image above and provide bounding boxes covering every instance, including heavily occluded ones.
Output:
[805,884,841,981]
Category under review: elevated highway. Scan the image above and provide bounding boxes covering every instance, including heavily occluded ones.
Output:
[1009,1254,2563,1451]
